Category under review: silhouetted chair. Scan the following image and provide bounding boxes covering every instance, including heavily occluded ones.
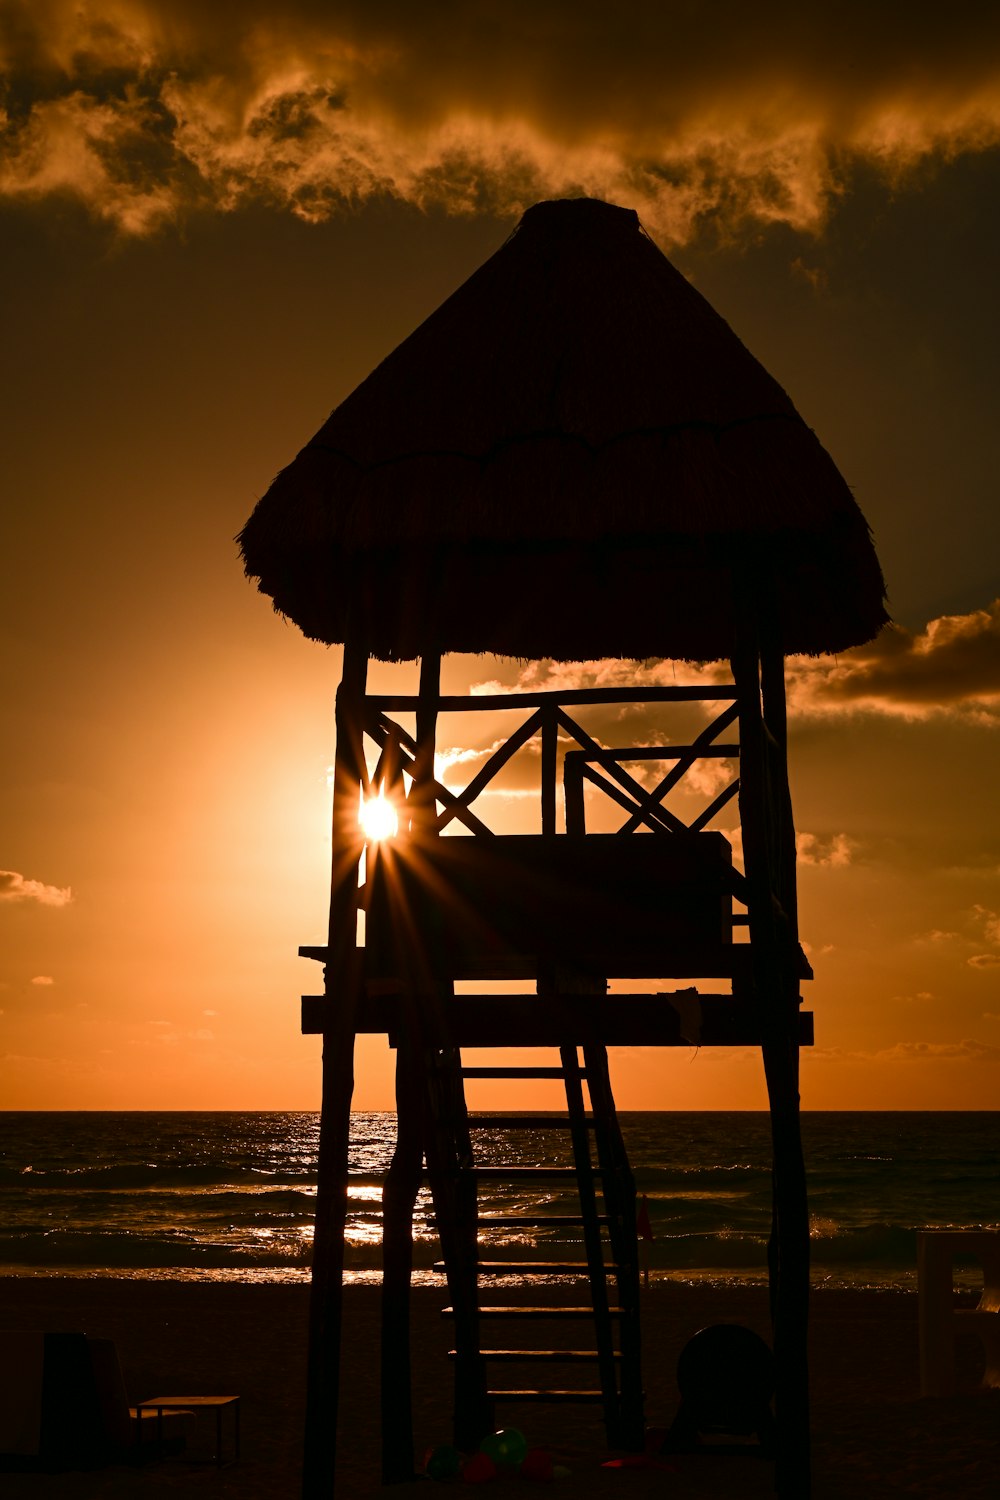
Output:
[664,1323,776,1456]
[0,1331,191,1471]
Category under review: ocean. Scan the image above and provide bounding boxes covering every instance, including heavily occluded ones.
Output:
[1,1112,997,1291]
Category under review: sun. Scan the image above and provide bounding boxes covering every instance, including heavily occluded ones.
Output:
[359,785,399,842]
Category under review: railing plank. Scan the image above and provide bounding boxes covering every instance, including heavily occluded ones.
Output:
[689,778,740,833]
[614,703,740,835]
[369,686,736,712]
[434,707,544,833]
[580,763,683,833]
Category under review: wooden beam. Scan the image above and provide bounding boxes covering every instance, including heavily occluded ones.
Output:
[379,649,443,1482]
[556,708,688,832]
[732,582,811,1500]
[368,685,737,712]
[303,635,368,1500]
[583,762,684,833]
[541,701,557,836]
[411,651,441,832]
[302,938,810,984]
[302,992,815,1047]
[689,777,740,832]
[368,711,496,839]
[614,704,740,835]
[380,1042,423,1482]
[571,741,741,760]
[433,707,543,833]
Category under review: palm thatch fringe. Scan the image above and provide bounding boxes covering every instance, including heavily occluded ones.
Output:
[239,197,887,661]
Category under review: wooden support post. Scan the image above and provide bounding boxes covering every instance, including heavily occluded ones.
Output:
[302,636,369,1500]
[759,622,811,1500]
[541,700,557,837]
[582,1041,644,1450]
[412,652,490,1447]
[423,1041,490,1450]
[760,625,799,944]
[381,1040,424,1481]
[564,752,585,836]
[410,652,441,834]
[733,588,811,1500]
[379,649,444,1479]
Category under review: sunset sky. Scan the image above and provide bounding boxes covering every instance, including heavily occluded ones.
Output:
[2,2,999,1111]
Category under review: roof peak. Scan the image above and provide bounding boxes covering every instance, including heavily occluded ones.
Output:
[518,197,640,236]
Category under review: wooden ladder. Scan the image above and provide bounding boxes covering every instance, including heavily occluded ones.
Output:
[426,1042,644,1451]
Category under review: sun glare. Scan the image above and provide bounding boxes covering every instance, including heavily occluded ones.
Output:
[360,786,399,842]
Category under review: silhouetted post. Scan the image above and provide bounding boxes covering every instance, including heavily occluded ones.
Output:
[303,635,368,1500]
[381,1040,423,1481]
[411,651,442,835]
[380,651,441,1480]
[733,585,810,1500]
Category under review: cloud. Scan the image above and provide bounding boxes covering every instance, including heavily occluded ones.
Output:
[473,601,1000,728]
[871,1039,1000,1064]
[814,1038,1000,1064]
[796,832,856,867]
[3,3,1000,237]
[473,658,729,697]
[30,975,55,985]
[784,601,1000,723]
[973,905,1000,944]
[0,870,73,906]
[967,906,1000,967]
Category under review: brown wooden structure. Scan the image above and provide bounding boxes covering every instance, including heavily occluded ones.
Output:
[239,198,887,1500]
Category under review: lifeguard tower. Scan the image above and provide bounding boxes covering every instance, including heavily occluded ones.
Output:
[239,198,887,1500]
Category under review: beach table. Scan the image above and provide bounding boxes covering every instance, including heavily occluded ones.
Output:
[135,1394,240,1465]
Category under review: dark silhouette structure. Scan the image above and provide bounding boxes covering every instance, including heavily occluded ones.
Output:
[239,197,887,1500]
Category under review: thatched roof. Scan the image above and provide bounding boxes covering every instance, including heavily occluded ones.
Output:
[239,197,887,662]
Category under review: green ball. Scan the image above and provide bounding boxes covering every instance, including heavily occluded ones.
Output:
[480,1427,528,1470]
[424,1443,462,1481]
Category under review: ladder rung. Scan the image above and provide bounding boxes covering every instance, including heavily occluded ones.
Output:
[468,1115,593,1130]
[461,1067,585,1079]
[442,1306,623,1320]
[489,1389,606,1404]
[452,1350,618,1363]
[434,1261,611,1276]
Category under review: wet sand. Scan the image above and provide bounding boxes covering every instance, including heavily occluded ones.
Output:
[1,1277,997,1497]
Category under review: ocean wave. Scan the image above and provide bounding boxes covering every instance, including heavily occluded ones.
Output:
[7,1163,319,1191]
[0,1229,314,1271]
[3,1111,998,1289]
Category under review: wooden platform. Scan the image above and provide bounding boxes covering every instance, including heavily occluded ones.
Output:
[299,989,813,1045]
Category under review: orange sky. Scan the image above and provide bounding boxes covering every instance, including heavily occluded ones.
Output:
[2,2,999,1110]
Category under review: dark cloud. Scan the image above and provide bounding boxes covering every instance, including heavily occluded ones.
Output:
[3,2,1000,235]
[787,600,1000,721]
[472,601,1000,727]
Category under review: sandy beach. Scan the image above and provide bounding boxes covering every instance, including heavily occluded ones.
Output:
[1,1277,997,1498]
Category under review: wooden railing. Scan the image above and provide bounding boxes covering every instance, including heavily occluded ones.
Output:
[362,686,742,846]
